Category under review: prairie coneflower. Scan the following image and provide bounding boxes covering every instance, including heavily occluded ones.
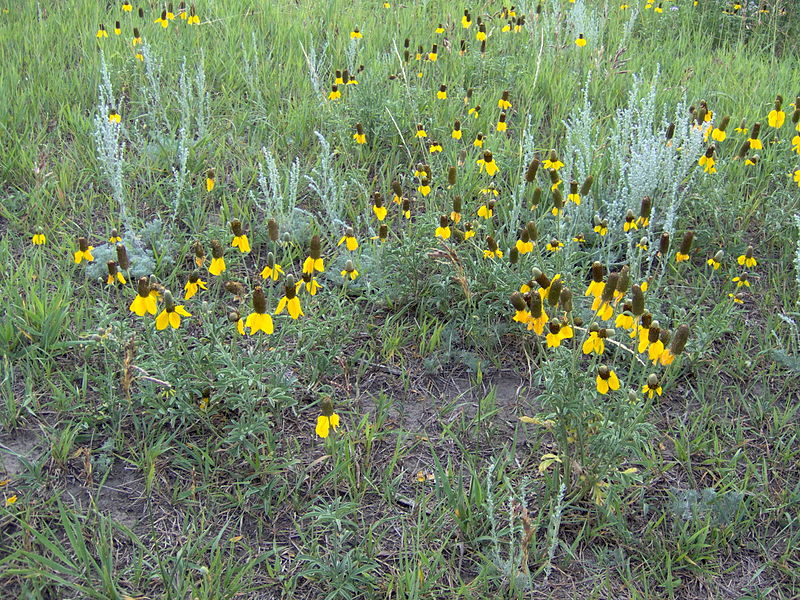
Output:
[462,9,472,28]
[209,240,226,276]
[261,252,284,281]
[511,292,531,324]
[711,115,729,142]
[114,21,121,35]
[477,200,495,219]
[341,259,359,280]
[155,291,191,330]
[106,261,126,285]
[737,246,757,268]
[428,44,438,61]
[567,180,581,205]
[416,123,427,138]
[298,272,322,295]
[74,237,94,264]
[637,196,651,227]
[675,231,694,262]
[451,120,462,140]
[437,84,447,100]
[97,24,109,38]
[596,366,621,395]
[642,374,663,398]
[230,220,251,253]
[527,293,548,335]
[353,122,366,144]
[659,324,688,365]
[276,276,303,319]
[130,277,158,316]
[575,33,586,47]
[477,151,499,176]
[747,122,763,150]
[545,320,574,348]
[698,146,716,173]
[545,239,564,252]
[122,1,133,11]
[328,85,341,101]
[483,235,503,259]
[468,105,481,119]
[581,324,608,355]
[32,227,46,246]
[435,216,451,240]
[338,227,359,251]
[515,228,533,254]
[429,141,443,153]
[184,271,207,299]
[132,27,142,45]
[303,235,325,274]
[464,222,475,240]
[108,109,121,123]
[585,262,605,297]
[350,27,362,39]
[154,10,169,27]
[205,168,215,192]
[498,90,511,110]
[417,177,431,196]
[496,112,508,132]
[245,286,274,334]
[707,250,723,270]
[187,5,200,24]
[768,96,785,129]
[316,398,341,438]
[542,150,564,171]
[372,192,387,221]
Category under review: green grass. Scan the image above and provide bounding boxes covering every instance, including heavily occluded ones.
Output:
[2,0,800,598]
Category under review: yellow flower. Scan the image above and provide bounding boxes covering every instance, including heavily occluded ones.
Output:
[206,168,215,192]
[5,495,18,507]
[316,411,340,438]
[32,229,46,245]
[545,239,564,252]
[768,109,785,129]
[122,2,132,11]
[350,28,362,39]
[231,235,250,253]
[545,322,573,348]
[97,24,109,38]
[596,366,621,395]
[73,237,94,264]
[108,110,121,123]
[341,260,359,280]
[737,247,757,268]
[245,287,274,334]
[642,375,663,399]
[155,303,191,330]
[732,275,750,288]
[477,204,493,219]
[130,277,158,316]
[261,262,284,282]
[435,216,451,240]
[582,330,605,355]
[328,85,341,101]
[209,256,226,276]
[184,274,207,299]
[575,34,587,47]
[338,231,359,251]
[276,279,303,319]
[477,151,499,176]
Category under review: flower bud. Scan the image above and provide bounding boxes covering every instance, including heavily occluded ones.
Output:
[509,247,519,264]
[560,288,573,312]
[448,166,457,186]
[580,175,594,196]
[526,221,538,241]
[658,232,670,256]
[116,243,130,270]
[631,285,645,315]
[548,279,562,307]
[525,158,539,182]
[310,235,321,259]
[601,272,619,303]
[670,324,689,355]
[531,186,542,206]
[679,231,694,255]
